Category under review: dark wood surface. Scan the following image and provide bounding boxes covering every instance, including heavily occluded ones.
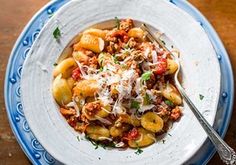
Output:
[0,0,235,164]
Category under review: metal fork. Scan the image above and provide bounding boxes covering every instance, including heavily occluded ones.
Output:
[141,23,236,165]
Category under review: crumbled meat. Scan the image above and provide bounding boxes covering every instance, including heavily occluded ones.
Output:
[84,101,101,116]
[146,73,156,89]
[106,42,121,54]
[127,37,137,48]
[119,19,134,32]
[157,107,171,117]
[67,116,77,127]
[88,56,98,68]
[60,108,76,116]
[170,106,182,121]
[139,42,155,51]
[106,29,129,43]
[75,122,89,132]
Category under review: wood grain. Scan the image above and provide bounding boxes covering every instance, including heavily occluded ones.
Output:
[0,0,235,164]
[0,1,49,165]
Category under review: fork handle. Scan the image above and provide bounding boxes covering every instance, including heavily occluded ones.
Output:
[175,81,236,164]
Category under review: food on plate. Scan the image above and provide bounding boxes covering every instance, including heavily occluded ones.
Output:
[52,18,182,150]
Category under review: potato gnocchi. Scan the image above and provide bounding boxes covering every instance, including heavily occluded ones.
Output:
[52,18,183,150]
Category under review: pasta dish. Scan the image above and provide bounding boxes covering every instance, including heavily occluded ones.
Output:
[52,18,182,150]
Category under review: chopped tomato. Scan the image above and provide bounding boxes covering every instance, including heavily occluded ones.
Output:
[127,127,139,140]
[72,68,81,80]
[153,58,167,75]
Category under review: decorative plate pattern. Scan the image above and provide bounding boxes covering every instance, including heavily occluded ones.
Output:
[4,1,68,164]
[4,0,234,164]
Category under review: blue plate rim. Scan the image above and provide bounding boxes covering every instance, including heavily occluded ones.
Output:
[4,0,67,164]
[4,0,234,164]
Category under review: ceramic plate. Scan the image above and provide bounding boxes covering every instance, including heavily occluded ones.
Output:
[21,0,221,164]
[5,0,234,165]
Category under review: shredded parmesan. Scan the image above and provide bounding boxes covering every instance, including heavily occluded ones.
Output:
[151,50,158,63]
[98,137,113,141]
[138,104,155,113]
[115,142,125,148]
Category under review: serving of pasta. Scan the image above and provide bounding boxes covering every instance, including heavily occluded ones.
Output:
[52,18,182,149]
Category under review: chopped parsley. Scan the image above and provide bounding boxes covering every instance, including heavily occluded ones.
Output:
[85,135,115,150]
[87,137,99,149]
[199,94,204,100]
[53,27,61,40]
[113,56,119,64]
[124,44,129,49]
[76,136,80,141]
[141,71,152,81]
[104,141,116,148]
[165,100,174,107]
[161,40,166,45]
[115,16,120,29]
[53,63,58,66]
[143,93,151,105]
[99,67,104,72]
[135,148,143,155]
[162,139,166,144]
[131,100,140,109]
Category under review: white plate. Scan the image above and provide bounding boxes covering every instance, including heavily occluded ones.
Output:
[21,0,221,164]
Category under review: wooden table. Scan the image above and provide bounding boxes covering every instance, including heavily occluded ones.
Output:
[0,0,235,164]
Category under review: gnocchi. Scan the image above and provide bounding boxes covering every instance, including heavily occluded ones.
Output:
[128,128,155,148]
[166,59,178,75]
[141,112,163,133]
[86,125,110,141]
[74,34,104,53]
[162,83,182,105]
[52,75,72,105]
[83,28,108,39]
[82,101,111,120]
[52,18,183,150]
[53,57,77,78]
[128,27,144,40]
[73,79,98,98]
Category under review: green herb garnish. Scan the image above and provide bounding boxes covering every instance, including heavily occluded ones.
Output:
[115,16,120,29]
[131,100,140,109]
[124,44,129,49]
[87,137,99,149]
[135,148,143,155]
[143,93,151,105]
[165,100,174,107]
[76,136,80,141]
[199,94,204,100]
[113,56,119,64]
[99,67,104,72]
[53,27,61,40]
[161,40,166,45]
[141,71,152,81]
[85,135,115,150]
[162,139,166,144]
[53,63,58,66]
